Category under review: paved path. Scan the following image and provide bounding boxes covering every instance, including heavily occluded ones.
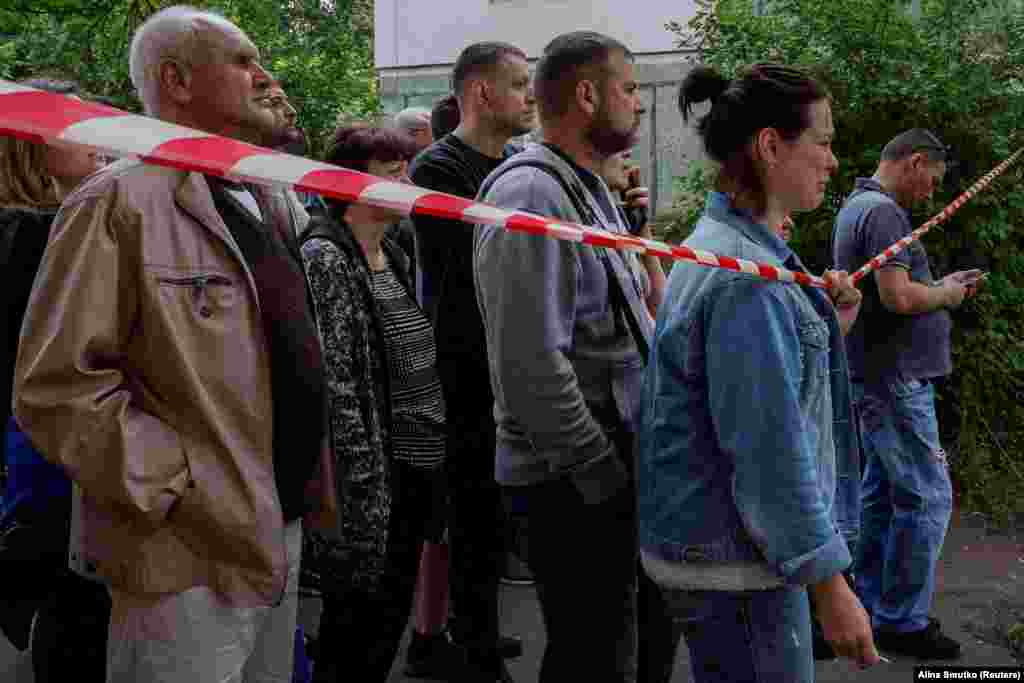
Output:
[2,509,1020,681]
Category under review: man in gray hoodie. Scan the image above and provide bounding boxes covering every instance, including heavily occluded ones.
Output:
[473,31,675,683]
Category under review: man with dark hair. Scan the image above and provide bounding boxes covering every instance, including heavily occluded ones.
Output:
[473,31,675,682]
[833,128,980,660]
[430,94,461,141]
[406,40,535,682]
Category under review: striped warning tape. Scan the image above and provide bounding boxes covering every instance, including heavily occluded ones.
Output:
[851,148,1024,284]
[1,80,1017,290]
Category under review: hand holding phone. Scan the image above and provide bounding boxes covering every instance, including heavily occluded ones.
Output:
[620,163,648,235]
[952,269,986,284]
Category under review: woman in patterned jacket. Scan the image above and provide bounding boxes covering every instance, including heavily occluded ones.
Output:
[300,125,449,682]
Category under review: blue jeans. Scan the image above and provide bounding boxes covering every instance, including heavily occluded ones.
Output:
[852,378,953,632]
[659,585,813,683]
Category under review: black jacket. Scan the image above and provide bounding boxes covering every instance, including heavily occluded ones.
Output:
[1,207,55,437]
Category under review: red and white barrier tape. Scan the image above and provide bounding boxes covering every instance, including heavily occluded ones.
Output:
[0,79,829,288]
[0,80,1017,290]
[851,147,1023,284]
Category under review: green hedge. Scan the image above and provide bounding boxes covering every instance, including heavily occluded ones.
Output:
[664,0,1024,525]
[0,0,378,157]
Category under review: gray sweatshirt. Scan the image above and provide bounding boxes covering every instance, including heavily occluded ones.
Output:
[473,143,650,505]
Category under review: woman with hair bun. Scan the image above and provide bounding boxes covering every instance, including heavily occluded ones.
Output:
[637,64,879,681]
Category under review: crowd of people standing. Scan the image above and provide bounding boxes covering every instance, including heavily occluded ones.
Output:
[1,4,978,682]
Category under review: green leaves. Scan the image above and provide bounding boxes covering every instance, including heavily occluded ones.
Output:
[667,0,1024,525]
[0,0,378,153]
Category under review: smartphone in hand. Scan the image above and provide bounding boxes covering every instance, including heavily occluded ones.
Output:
[620,164,648,235]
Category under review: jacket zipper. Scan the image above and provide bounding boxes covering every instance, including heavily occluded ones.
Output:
[157,274,234,316]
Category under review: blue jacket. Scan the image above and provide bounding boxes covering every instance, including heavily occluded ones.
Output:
[638,192,857,590]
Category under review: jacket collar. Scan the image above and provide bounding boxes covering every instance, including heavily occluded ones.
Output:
[704,191,795,266]
[173,172,262,309]
[301,215,414,295]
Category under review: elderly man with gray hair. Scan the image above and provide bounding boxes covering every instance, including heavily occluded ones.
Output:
[13,5,331,681]
[395,105,434,153]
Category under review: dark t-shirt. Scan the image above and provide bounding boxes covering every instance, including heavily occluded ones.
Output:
[832,177,952,383]
[408,134,504,424]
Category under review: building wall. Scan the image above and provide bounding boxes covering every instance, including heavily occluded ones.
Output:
[375,1,703,214]
[376,0,695,68]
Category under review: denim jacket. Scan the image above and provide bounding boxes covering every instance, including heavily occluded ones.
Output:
[638,192,857,590]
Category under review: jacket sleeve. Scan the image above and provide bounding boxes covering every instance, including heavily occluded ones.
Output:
[300,238,385,555]
[705,279,851,585]
[475,169,626,505]
[13,191,190,527]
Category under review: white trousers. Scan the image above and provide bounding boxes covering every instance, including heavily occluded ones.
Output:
[106,521,302,683]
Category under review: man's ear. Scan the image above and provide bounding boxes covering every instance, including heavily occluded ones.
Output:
[160,60,192,106]
[576,79,599,117]
[908,151,930,172]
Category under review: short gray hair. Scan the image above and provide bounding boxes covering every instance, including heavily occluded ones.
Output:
[394,107,431,132]
[129,5,235,115]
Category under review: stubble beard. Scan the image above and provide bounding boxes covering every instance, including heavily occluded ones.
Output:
[586,107,636,158]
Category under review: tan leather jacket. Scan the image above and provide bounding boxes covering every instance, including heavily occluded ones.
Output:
[14,159,324,606]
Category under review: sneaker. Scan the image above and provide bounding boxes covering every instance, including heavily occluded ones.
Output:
[405,630,467,679]
[874,618,962,660]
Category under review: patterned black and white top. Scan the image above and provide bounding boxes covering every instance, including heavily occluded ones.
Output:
[299,215,447,595]
[371,266,446,470]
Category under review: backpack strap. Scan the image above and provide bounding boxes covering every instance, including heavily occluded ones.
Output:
[479,160,651,362]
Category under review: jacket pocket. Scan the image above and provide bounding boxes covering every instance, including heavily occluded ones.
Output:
[155,273,237,320]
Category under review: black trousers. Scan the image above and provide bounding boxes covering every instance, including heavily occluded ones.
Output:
[501,425,676,683]
[31,570,111,683]
[313,462,435,682]
[446,416,506,662]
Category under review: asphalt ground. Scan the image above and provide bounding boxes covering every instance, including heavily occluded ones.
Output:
[2,509,1020,682]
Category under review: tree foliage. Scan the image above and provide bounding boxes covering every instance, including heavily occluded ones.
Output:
[665,0,1024,524]
[0,0,377,155]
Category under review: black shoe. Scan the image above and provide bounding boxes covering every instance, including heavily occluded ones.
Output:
[405,630,467,679]
[812,627,837,660]
[449,628,523,660]
[497,634,523,659]
[500,552,535,587]
[457,654,515,683]
[875,618,962,660]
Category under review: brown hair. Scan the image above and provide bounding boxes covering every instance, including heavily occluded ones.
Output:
[0,79,81,209]
[322,125,417,217]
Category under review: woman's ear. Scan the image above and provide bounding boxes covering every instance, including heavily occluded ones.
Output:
[752,127,783,170]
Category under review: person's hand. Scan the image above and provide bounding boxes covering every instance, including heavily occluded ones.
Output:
[621,184,651,238]
[937,276,968,309]
[948,269,987,298]
[824,270,862,336]
[812,574,881,669]
[621,186,649,210]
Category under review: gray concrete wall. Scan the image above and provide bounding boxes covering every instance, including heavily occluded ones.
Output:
[379,53,704,216]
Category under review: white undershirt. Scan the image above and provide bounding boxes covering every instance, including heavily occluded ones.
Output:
[226,187,263,222]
